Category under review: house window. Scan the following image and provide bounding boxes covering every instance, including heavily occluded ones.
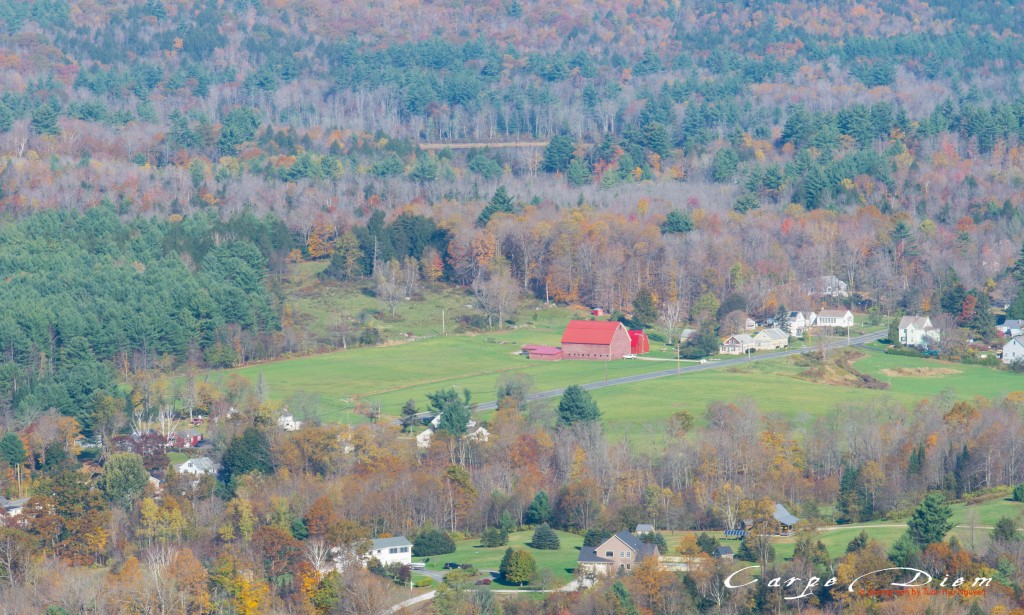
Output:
[400,547,409,553]
[626,564,631,570]
[605,551,614,558]
[389,547,399,554]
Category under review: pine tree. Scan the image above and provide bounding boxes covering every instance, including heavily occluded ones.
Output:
[524,491,552,525]
[660,210,693,234]
[542,134,574,173]
[0,101,13,133]
[906,491,954,549]
[530,524,560,550]
[477,186,516,227]
[632,288,657,326]
[400,399,418,432]
[31,102,61,136]
[556,385,601,426]
[991,517,1021,542]
[566,158,592,186]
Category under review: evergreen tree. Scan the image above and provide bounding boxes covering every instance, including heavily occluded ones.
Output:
[477,186,516,227]
[219,426,275,486]
[566,158,592,186]
[499,510,516,534]
[481,527,508,547]
[696,532,719,555]
[31,103,61,136]
[733,192,760,213]
[611,581,640,615]
[992,517,1021,542]
[413,528,456,556]
[1013,483,1024,502]
[906,491,954,549]
[660,210,693,234]
[556,385,601,426]
[400,399,419,432]
[0,432,26,494]
[583,528,612,547]
[632,288,657,326]
[524,491,552,525]
[542,134,574,173]
[846,530,869,554]
[888,317,901,345]
[0,101,13,133]
[639,531,668,554]
[888,533,922,567]
[530,524,560,550]
[711,148,739,182]
[430,388,473,436]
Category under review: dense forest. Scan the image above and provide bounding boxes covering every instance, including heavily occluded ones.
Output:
[0,0,1022,613]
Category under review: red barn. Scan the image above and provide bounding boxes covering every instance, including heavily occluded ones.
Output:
[561,320,632,360]
[628,330,650,355]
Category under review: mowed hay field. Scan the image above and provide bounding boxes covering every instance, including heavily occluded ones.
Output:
[589,349,1024,446]
[209,324,676,421]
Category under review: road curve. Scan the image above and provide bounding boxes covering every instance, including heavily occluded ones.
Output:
[472,330,887,412]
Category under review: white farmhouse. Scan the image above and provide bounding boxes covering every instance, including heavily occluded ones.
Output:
[816,309,855,328]
[175,457,219,476]
[365,536,413,567]
[1002,336,1024,365]
[898,316,941,347]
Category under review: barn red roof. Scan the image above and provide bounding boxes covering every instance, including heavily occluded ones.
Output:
[561,320,625,345]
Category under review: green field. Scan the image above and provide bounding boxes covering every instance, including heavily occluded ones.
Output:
[589,348,1024,445]
[415,529,584,586]
[771,495,1024,561]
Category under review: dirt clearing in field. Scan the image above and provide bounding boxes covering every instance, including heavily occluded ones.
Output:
[881,367,962,377]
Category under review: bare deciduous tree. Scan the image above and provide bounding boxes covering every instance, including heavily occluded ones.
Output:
[374,259,404,318]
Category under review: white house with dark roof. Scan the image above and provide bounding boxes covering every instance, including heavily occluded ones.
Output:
[365,536,412,567]
[816,309,854,328]
[997,319,1024,338]
[1002,336,1024,365]
[785,311,817,336]
[577,531,659,576]
[898,316,941,347]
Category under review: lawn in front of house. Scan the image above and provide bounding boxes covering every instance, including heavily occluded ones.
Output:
[414,529,584,586]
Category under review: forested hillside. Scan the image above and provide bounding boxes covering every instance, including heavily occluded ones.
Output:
[0,0,1020,324]
[1,3,1024,613]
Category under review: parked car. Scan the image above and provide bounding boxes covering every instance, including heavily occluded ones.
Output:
[410,562,426,570]
[443,562,460,570]
[623,354,637,359]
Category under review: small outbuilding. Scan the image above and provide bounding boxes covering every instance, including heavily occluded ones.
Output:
[712,546,734,560]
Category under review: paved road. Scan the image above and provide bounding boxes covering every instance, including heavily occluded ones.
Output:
[473,330,887,412]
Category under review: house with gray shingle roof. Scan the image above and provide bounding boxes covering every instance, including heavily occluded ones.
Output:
[366,536,412,566]
[577,531,659,576]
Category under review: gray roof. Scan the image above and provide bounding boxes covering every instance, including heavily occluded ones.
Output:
[635,524,655,533]
[578,532,659,564]
[1002,320,1024,329]
[0,496,28,510]
[899,315,931,330]
[757,328,788,340]
[370,536,412,550]
[713,546,734,557]
[818,309,851,318]
[577,546,607,563]
[177,457,218,472]
[774,504,800,527]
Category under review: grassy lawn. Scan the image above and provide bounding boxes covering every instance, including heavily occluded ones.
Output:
[208,328,675,422]
[167,451,190,466]
[414,530,583,586]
